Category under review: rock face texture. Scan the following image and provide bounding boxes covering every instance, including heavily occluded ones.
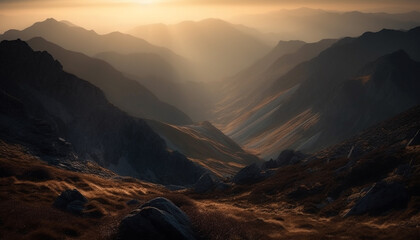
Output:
[53,189,88,214]
[0,39,204,185]
[118,198,195,240]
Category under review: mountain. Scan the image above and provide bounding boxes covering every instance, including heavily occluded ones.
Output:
[25,37,192,125]
[146,120,260,177]
[128,18,272,81]
[213,38,337,130]
[0,39,204,185]
[232,8,420,42]
[227,105,420,238]
[0,18,191,84]
[216,26,420,159]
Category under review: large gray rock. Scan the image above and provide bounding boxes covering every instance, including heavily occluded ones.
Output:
[118,197,195,240]
[232,163,262,185]
[193,173,218,193]
[53,189,87,214]
[345,181,409,217]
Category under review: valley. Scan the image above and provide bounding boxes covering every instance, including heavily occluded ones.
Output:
[0,3,420,240]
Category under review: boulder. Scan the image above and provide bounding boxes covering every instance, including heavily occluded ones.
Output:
[53,189,87,214]
[193,173,218,193]
[345,181,409,216]
[118,197,195,240]
[232,163,262,185]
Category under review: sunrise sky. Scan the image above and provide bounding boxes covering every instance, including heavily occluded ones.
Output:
[1,0,419,33]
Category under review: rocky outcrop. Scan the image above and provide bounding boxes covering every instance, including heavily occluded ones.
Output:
[263,150,306,169]
[232,163,263,185]
[118,197,195,240]
[193,172,220,193]
[53,189,87,214]
[345,181,409,216]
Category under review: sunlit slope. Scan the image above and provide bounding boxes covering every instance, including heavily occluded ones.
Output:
[216,27,420,159]
[146,120,260,177]
[213,38,336,127]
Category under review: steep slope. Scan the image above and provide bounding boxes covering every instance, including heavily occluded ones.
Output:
[146,120,260,177]
[26,37,192,125]
[128,18,271,81]
[0,18,191,83]
[214,38,337,132]
[232,8,420,41]
[0,39,204,185]
[221,27,420,159]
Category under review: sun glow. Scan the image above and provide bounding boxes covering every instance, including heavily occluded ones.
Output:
[136,0,155,5]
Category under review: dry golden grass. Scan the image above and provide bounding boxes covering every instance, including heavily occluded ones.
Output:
[1,140,419,239]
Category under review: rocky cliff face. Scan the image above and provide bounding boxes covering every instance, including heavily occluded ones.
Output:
[0,39,204,185]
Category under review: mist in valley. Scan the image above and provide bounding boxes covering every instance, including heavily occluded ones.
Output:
[1,0,420,239]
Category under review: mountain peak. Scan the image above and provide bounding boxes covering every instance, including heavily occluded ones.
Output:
[0,39,33,54]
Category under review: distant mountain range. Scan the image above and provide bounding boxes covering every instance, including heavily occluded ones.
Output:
[232,8,420,42]
[215,26,420,159]
[128,19,272,81]
[0,18,193,84]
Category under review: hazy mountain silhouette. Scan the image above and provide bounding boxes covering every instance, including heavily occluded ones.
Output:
[218,26,420,158]
[232,8,420,42]
[0,18,192,83]
[95,51,218,121]
[0,39,204,185]
[95,51,181,82]
[26,37,192,125]
[129,18,271,81]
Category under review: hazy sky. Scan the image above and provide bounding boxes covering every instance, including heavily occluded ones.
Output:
[1,0,419,33]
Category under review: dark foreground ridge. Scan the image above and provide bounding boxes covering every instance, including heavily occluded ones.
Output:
[0,39,204,185]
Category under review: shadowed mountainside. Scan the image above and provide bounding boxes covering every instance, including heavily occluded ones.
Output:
[213,38,337,127]
[26,37,192,125]
[216,26,420,159]
[0,39,204,185]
